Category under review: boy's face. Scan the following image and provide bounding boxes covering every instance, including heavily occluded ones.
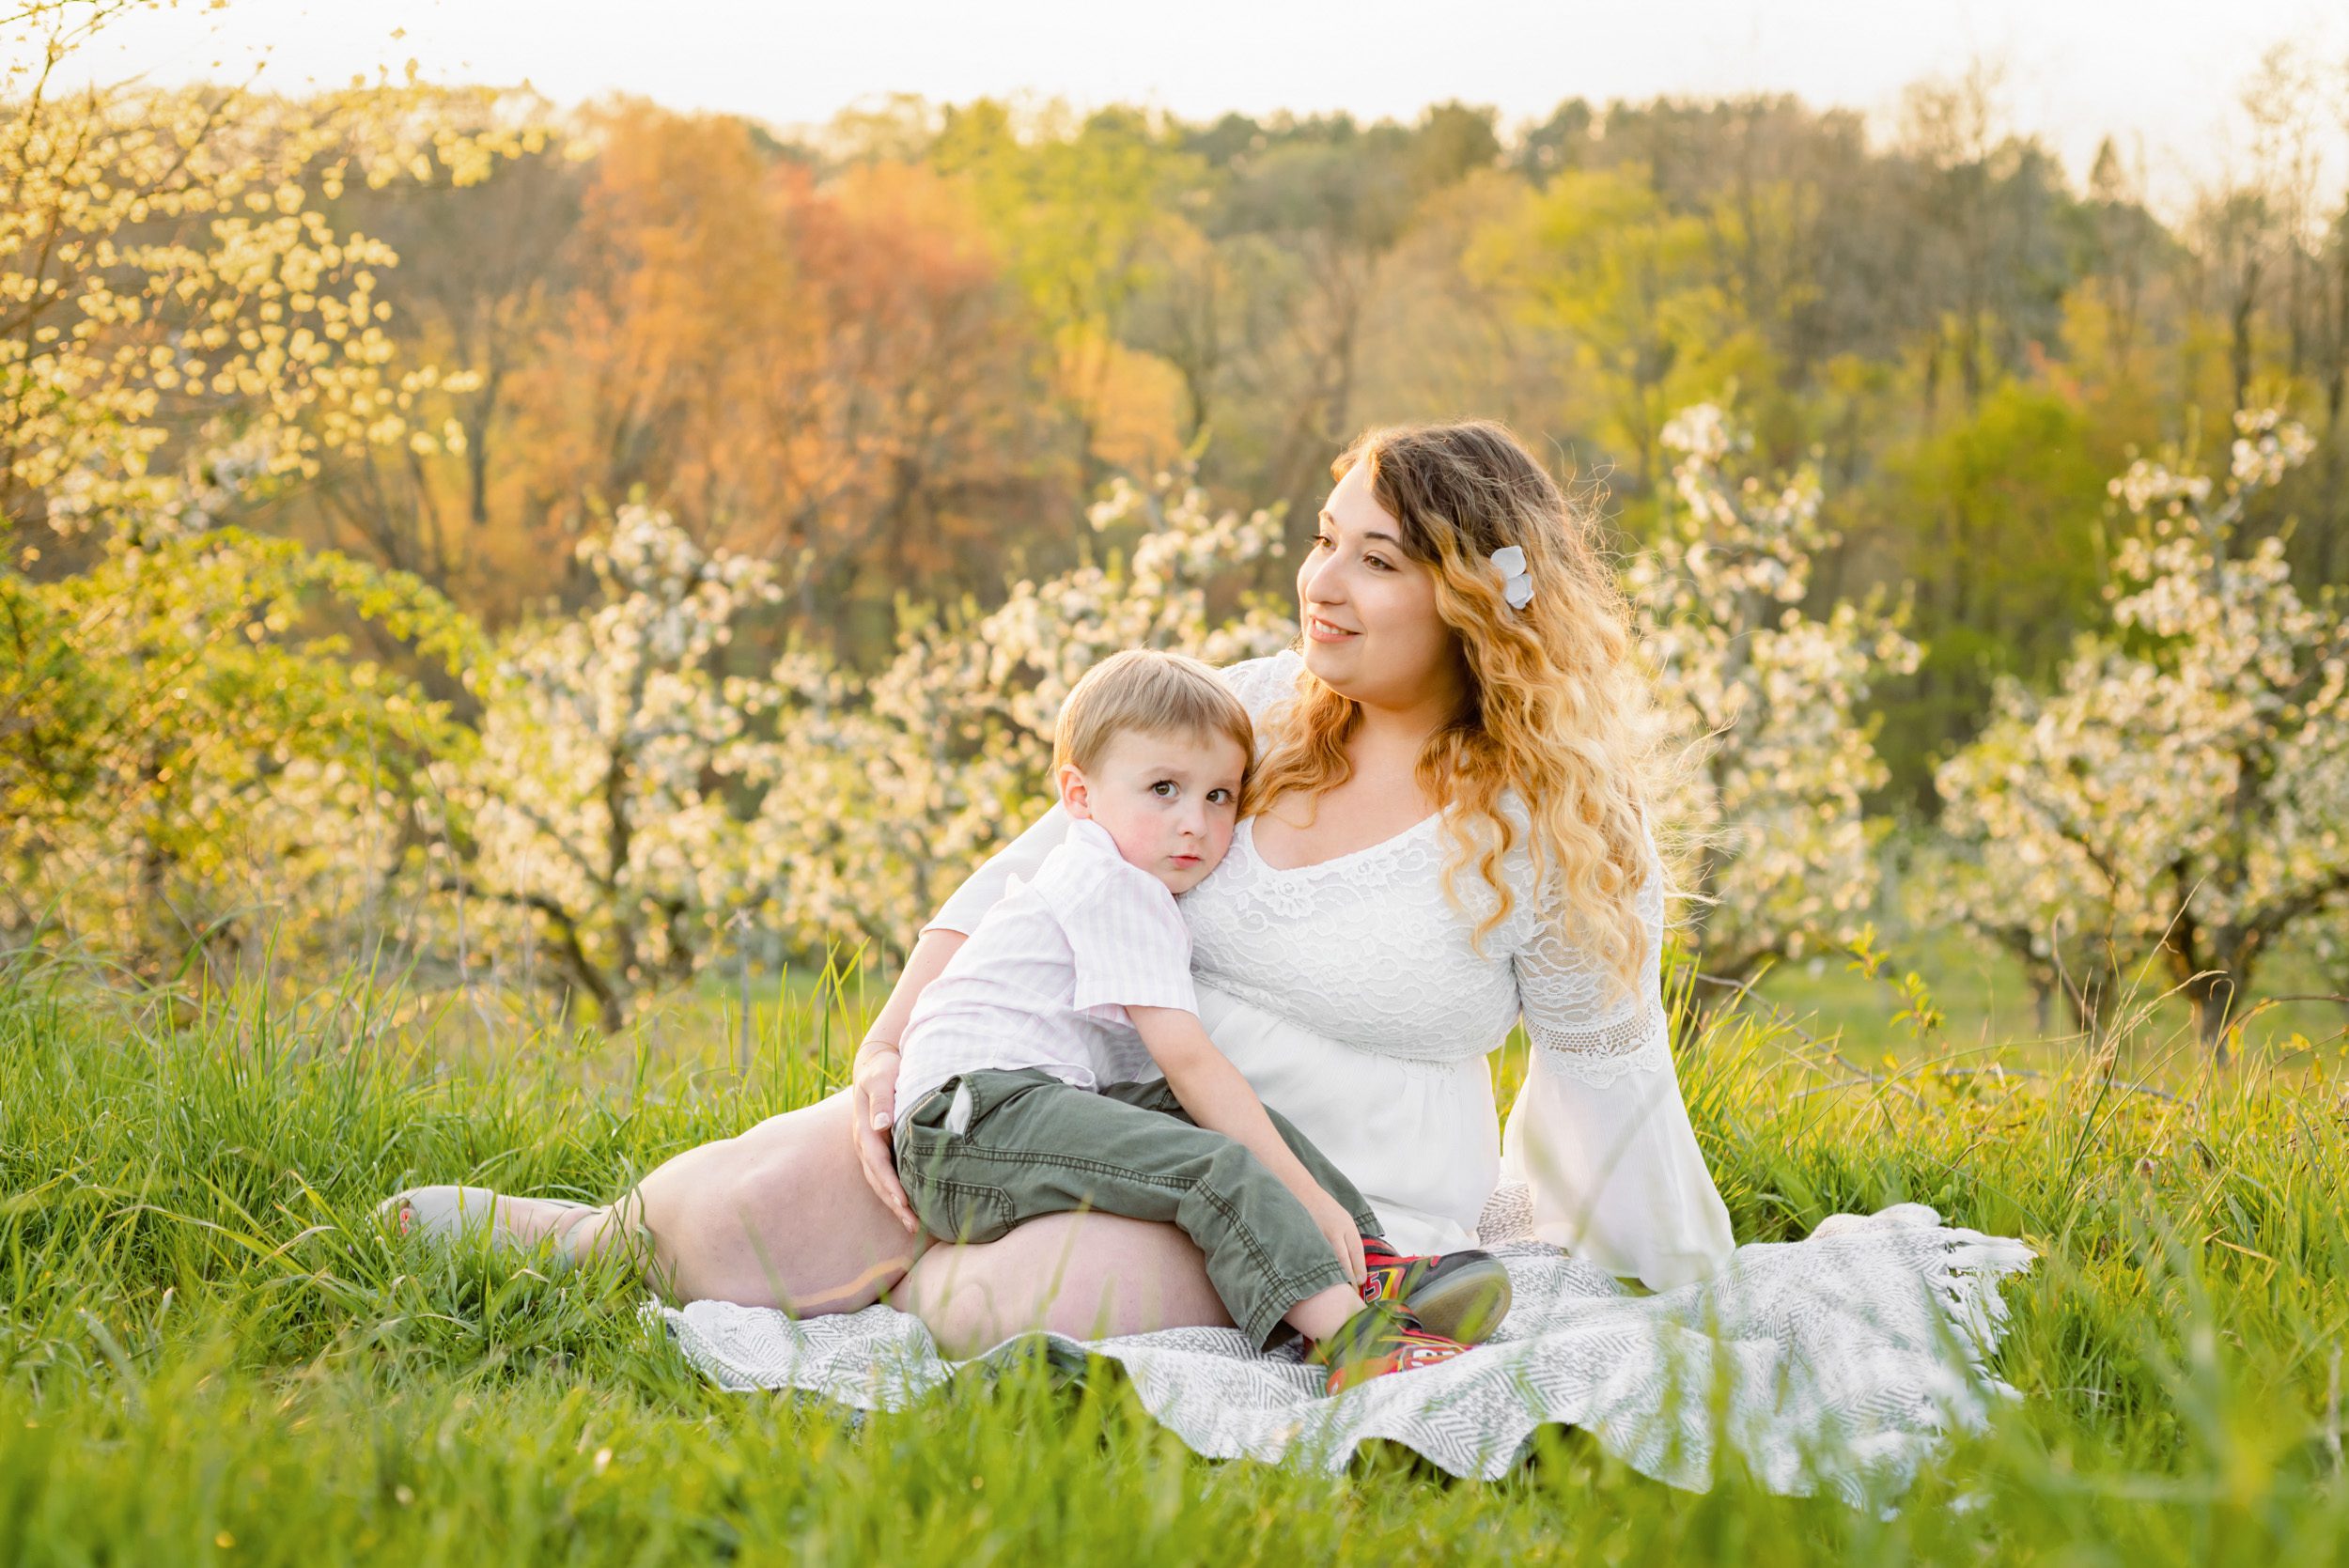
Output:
[1057,727,1248,895]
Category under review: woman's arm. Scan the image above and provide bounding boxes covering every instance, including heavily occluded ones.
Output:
[1501,852,1735,1289]
[848,925,968,1230]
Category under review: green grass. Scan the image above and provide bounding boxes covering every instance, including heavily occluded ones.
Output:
[5,945,2349,1565]
[1748,924,2346,1066]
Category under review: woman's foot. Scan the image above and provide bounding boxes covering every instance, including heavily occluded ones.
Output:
[1358,1235,1513,1344]
[1310,1301,1470,1394]
[377,1186,599,1266]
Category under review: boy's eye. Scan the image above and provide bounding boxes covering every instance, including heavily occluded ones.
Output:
[1206,787,1235,805]
[1150,780,1178,799]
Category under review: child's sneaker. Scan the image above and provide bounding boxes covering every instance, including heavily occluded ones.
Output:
[1310,1301,1470,1394]
[1359,1235,1513,1344]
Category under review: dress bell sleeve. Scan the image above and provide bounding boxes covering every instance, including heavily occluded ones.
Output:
[920,802,1073,937]
[1498,839,1735,1291]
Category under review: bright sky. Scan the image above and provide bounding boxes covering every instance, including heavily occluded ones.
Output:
[42,0,2349,220]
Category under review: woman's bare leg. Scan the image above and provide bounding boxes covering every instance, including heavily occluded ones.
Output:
[466,1106,1241,1344]
[530,1089,926,1312]
[892,1212,1232,1358]
[438,929,977,1313]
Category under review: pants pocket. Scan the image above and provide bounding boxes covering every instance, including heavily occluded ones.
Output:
[900,1166,1015,1244]
[906,1079,963,1134]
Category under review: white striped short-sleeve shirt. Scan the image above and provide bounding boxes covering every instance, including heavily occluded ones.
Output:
[892,817,1199,1125]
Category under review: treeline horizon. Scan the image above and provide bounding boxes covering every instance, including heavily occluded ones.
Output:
[31,53,2349,811]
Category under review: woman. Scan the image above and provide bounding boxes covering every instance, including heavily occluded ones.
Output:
[385,424,2002,1400]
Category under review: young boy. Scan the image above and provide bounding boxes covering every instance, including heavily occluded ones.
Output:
[891,649,1511,1392]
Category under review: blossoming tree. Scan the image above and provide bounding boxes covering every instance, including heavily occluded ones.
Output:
[1935,411,2346,1052]
[405,465,1288,1022]
[422,506,786,1029]
[1631,405,1921,994]
[744,466,1294,961]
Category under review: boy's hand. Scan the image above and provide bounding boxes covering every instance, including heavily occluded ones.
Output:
[1300,1185,1366,1285]
[1128,1004,1370,1285]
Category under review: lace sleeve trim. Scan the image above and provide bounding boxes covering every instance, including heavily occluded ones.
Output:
[1525,994,1672,1088]
[1514,827,1673,1088]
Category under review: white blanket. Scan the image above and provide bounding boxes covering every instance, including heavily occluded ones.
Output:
[651,1194,2035,1504]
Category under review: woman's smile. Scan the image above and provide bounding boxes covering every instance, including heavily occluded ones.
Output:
[1306,614,1359,643]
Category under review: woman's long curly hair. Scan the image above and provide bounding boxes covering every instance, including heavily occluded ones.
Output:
[1249,419,1673,997]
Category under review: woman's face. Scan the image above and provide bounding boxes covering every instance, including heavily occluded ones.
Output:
[1296,460,1464,714]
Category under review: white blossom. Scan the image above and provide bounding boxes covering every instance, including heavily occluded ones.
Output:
[1639,405,1921,986]
[740,462,1292,964]
[423,505,786,1026]
[1935,411,2345,1051]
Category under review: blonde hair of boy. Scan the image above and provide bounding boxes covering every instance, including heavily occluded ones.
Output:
[1053,650,1259,808]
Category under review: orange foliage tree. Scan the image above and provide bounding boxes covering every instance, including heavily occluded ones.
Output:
[505,104,1068,645]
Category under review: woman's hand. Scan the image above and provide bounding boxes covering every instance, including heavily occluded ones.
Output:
[849,1041,919,1234]
[1301,1185,1366,1285]
[845,927,969,1237]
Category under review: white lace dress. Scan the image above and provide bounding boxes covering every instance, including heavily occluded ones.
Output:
[653,652,2036,1499]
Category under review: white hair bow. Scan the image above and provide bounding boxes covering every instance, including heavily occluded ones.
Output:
[1489,545,1534,610]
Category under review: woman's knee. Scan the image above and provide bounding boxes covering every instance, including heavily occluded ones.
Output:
[894,1213,1229,1358]
[635,1091,926,1312]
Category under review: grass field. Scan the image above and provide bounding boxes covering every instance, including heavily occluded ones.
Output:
[5,944,2349,1565]
[1745,925,2345,1074]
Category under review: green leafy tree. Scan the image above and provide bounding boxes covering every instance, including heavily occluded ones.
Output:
[1,524,474,981]
[1470,163,1772,497]
[1866,384,2115,806]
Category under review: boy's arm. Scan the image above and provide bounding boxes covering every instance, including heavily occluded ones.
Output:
[1127,1004,1366,1283]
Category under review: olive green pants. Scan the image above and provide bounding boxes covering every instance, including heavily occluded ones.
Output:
[894,1066,1381,1348]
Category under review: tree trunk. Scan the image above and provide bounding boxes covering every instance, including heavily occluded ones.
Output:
[2182,968,2238,1063]
[2231,259,2262,417]
[2165,906,2258,1062]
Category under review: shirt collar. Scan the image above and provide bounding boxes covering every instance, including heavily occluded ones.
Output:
[1065,816,1122,860]
[1064,816,1184,905]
